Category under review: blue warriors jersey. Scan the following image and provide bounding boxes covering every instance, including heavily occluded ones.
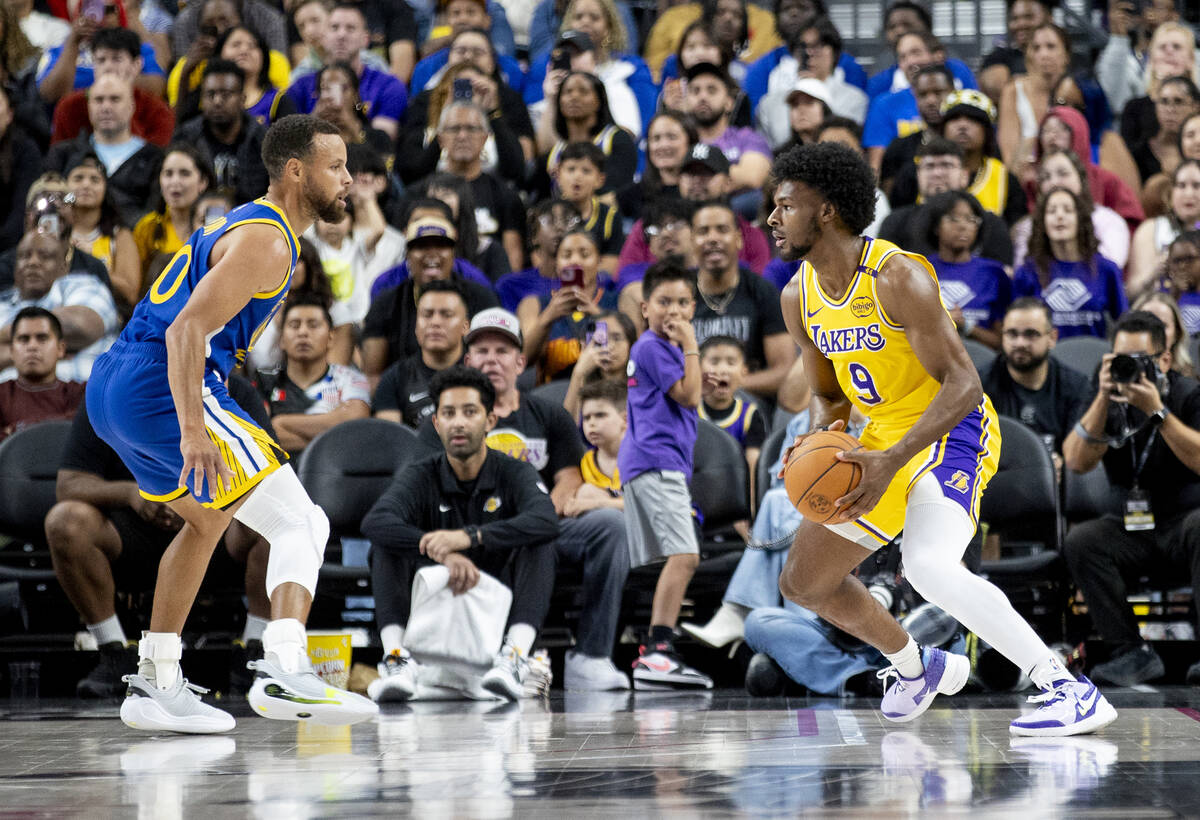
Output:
[121,198,299,380]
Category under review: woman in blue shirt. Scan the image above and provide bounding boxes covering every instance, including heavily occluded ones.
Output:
[924,190,1011,350]
[1014,187,1129,338]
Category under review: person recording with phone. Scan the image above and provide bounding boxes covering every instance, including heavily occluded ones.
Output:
[1063,310,1200,688]
[561,310,635,421]
[517,228,619,384]
[0,176,112,294]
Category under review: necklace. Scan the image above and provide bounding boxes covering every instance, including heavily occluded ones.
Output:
[698,280,737,314]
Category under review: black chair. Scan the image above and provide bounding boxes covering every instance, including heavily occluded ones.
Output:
[1063,464,1111,524]
[296,419,420,591]
[689,419,751,551]
[0,421,73,582]
[962,337,997,374]
[529,379,569,410]
[757,426,789,510]
[979,416,1061,561]
[978,416,1066,636]
[1051,336,1108,378]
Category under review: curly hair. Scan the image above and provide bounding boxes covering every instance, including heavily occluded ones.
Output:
[1027,186,1098,287]
[770,142,876,235]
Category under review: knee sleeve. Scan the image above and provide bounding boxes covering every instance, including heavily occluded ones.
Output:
[233,465,329,599]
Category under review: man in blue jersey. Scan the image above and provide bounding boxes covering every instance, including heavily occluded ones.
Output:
[86,114,377,733]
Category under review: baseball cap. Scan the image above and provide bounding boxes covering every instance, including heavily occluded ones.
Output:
[787,77,833,109]
[405,214,458,245]
[466,307,523,347]
[557,29,595,53]
[940,89,997,126]
[681,142,731,176]
[683,61,731,87]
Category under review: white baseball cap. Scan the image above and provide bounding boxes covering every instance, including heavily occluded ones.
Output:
[466,307,522,347]
[787,77,833,109]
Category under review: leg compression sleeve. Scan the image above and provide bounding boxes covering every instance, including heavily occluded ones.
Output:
[233,465,329,599]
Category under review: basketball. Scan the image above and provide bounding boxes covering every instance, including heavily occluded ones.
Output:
[784,430,863,523]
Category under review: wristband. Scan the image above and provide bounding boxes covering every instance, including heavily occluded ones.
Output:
[684,350,699,357]
[1073,421,1109,446]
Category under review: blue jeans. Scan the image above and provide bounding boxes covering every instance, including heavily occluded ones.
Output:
[744,607,886,695]
[555,508,630,657]
[723,487,801,610]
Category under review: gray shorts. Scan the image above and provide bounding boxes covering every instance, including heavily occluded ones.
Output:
[622,470,699,568]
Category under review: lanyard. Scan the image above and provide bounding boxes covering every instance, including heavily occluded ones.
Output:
[1129,427,1158,490]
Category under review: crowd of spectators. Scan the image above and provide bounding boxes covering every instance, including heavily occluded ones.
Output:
[1,0,1199,698]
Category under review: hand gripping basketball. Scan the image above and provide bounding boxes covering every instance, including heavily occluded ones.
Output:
[783,427,863,523]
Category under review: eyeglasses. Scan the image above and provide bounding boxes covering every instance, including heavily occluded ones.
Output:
[644,220,688,238]
[1167,253,1200,267]
[1002,329,1047,340]
[442,124,485,135]
[917,159,961,172]
[450,45,490,59]
[538,214,581,230]
[1158,95,1193,109]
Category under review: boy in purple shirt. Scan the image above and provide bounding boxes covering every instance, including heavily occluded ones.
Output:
[619,259,711,690]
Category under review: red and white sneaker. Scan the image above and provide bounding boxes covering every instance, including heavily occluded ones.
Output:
[631,642,713,691]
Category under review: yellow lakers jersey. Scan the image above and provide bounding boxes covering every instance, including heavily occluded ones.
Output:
[799,237,944,445]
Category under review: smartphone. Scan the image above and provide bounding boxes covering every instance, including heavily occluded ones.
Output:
[559,264,585,289]
[586,319,608,348]
[453,77,474,101]
[37,213,61,236]
[82,0,105,22]
[204,205,227,223]
[324,82,345,108]
[551,48,572,73]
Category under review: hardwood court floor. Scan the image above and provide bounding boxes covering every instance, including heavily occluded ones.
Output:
[1,687,1199,817]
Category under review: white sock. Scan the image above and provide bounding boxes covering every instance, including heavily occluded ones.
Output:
[139,631,181,691]
[87,614,126,647]
[884,635,925,678]
[242,614,269,643]
[262,618,308,674]
[899,475,1057,673]
[380,624,405,656]
[504,623,536,655]
[1029,654,1075,690]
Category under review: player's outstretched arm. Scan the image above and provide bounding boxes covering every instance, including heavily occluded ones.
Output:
[872,254,984,466]
[164,224,293,498]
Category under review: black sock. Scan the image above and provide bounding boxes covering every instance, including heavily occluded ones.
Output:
[649,625,676,648]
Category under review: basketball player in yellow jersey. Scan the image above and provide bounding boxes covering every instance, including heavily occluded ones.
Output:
[767,142,1115,737]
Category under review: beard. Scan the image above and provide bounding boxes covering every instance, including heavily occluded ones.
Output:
[779,216,820,261]
[692,107,724,128]
[1007,348,1049,373]
[303,177,346,224]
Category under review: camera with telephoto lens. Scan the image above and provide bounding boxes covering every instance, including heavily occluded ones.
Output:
[1109,352,1158,384]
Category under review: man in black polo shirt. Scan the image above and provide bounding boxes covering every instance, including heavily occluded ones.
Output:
[360,214,498,378]
[982,298,1091,471]
[373,280,468,428]
[415,308,633,690]
[363,365,559,702]
[45,375,275,697]
[1063,311,1200,687]
[690,201,795,400]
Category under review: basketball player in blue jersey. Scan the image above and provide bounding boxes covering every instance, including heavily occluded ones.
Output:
[87,115,378,733]
[766,142,1116,737]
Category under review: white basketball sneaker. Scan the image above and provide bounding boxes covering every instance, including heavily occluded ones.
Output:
[120,673,236,734]
[1010,676,1117,737]
[247,651,378,725]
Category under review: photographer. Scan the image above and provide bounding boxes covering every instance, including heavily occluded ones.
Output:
[1063,311,1200,688]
